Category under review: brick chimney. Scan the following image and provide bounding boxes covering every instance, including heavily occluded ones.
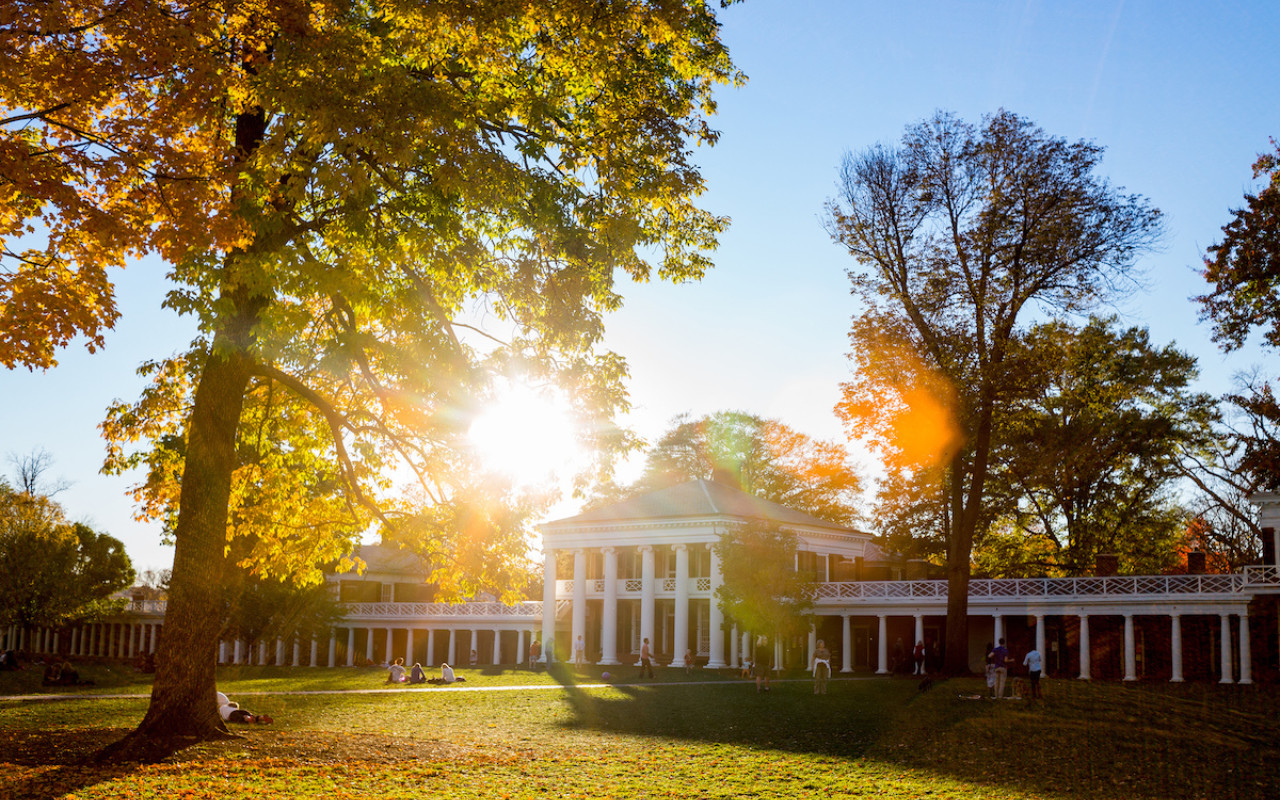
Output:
[1186,551,1206,575]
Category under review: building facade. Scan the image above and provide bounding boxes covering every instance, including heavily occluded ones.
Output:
[8,482,1280,683]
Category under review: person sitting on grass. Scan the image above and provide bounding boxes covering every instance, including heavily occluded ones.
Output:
[427,663,467,685]
[216,691,273,724]
[387,657,406,683]
[408,662,427,684]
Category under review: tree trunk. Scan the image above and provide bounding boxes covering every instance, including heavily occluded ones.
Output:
[943,465,974,675]
[101,338,254,757]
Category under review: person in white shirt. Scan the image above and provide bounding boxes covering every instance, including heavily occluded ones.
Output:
[1022,648,1043,699]
[573,635,586,667]
[441,663,456,683]
[216,691,272,724]
[387,657,407,684]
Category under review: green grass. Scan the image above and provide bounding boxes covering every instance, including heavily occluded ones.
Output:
[3,668,1278,799]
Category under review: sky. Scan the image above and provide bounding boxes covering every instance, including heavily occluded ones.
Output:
[4,0,1280,574]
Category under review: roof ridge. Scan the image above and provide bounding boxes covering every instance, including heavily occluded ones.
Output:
[699,479,721,515]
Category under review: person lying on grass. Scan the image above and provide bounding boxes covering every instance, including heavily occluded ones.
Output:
[217,691,273,724]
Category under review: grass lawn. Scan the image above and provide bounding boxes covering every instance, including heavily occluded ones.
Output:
[3,663,1278,799]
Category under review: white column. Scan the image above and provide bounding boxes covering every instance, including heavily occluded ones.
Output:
[385,626,395,664]
[807,624,817,667]
[492,628,502,665]
[218,641,228,664]
[258,641,267,665]
[1123,614,1137,681]
[541,548,557,663]
[740,630,750,669]
[1240,611,1253,684]
[406,629,415,666]
[427,629,436,666]
[572,548,588,660]
[69,627,78,657]
[600,546,620,666]
[469,629,478,664]
[640,545,655,660]
[517,629,526,665]
[1220,613,1233,684]
[992,614,1003,644]
[149,624,159,653]
[292,639,301,667]
[672,544,690,667]
[328,633,337,667]
[730,623,740,669]
[1170,614,1183,682]
[1078,614,1091,680]
[1034,614,1046,659]
[276,638,285,666]
[448,629,457,665]
[125,625,135,658]
[233,639,244,665]
[310,638,318,668]
[364,628,374,664]
[877,614,889,674]
[346,628,356,666]
[842,615,853,673]
[706,544,726,668]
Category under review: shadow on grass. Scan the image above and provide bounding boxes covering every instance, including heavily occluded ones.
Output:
[0,728,150,800]
[545,665,1280,800]
[546,662,920,758]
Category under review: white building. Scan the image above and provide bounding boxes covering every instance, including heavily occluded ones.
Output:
[12,483,1280,683]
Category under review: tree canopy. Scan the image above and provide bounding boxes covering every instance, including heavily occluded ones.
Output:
[1198,142,1280,491]
[828,110,1161,672]
[610,410,862,526]
[981,318,1215,576]
[0,483,135,629]
[713,522,816,643]
[2,0,741,746]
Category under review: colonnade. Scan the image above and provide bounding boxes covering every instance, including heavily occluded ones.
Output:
[542,542,727,669]
[799,608,1254,684]
[1,621,162,660]
[216,624,540,668]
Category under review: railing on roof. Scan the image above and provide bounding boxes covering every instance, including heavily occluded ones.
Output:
[817,573,1244,602]
[1243,565,1280,587]
[126,600,167,614]
[342,601,541,619]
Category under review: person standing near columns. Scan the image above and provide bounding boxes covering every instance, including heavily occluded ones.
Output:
[812,639,831,695]
[1022,644,1043,699]
[753,635,772,693]
[638,637,654,679]
[990,638,1011,699]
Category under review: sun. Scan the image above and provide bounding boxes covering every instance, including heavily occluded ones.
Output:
[467,381,586,488]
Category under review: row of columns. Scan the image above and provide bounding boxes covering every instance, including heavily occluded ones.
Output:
[803,610,1253,684]
[545,543,726,669]
[217,625,539,668]
[2,622,161,660]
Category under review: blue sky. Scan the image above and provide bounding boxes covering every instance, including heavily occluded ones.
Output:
[4,0,1279,573]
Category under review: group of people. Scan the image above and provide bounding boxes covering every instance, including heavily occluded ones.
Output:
[41,659,91,686]
[986,637,1043,699]
[385,657,466,686]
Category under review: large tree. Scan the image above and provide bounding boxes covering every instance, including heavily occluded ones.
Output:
[2,0,740,748]
[0,484,135,629]
[1198,141,1280,488]
[713,522,816,647]
[980,318,1216,576]
[609,410,862,526]
[828,111,1161,673]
